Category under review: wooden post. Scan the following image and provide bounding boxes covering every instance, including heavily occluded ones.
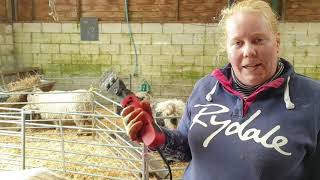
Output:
[31,0,35,21]
[176,0,179,21]
[281,0,286,21]
[12,0,17,21]
[77,0,81,21]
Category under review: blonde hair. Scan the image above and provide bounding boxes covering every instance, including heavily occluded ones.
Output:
[217,0,279,51]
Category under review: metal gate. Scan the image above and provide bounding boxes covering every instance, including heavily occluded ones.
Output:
[0,90,185,179]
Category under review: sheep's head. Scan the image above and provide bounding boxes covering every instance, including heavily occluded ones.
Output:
[22,104,41,120]
[154,100,185,130]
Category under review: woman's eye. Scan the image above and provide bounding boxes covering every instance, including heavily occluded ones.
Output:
[255,38,264,44]
[234,41,242,46]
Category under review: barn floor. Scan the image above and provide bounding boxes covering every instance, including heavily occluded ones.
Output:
[0,128,186,179]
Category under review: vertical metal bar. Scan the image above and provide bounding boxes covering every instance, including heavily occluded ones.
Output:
[21,109,26,170]
[92,92,97,140]
[142,145,149,180]
[59,119,66,173]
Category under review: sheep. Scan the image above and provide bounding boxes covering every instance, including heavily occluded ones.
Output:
[0,168,68,180]
[153,99,185,130]
[114,92,186,179]
[22,89,93,135]
[133,91,185,130]
[115,91,185,130]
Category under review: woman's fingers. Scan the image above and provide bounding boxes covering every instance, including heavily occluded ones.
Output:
[122,108,146,141]
[120,105,135,116]
[122,108,143,126]
[128,120,144,141]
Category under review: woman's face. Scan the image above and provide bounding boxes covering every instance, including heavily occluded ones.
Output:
[226,11,280,87]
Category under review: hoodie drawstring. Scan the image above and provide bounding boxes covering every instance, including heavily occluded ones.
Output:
[284,76,295,110]
[206,81,219,102]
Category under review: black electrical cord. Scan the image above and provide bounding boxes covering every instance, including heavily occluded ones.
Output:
[156,148,173,180]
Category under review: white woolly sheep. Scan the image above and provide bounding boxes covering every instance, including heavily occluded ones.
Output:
[153,99,185,130]
[116,91,185,130]
[0,168,67,180]
[22,89,93,135]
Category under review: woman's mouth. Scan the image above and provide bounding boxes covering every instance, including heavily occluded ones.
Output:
[243,63,262,69]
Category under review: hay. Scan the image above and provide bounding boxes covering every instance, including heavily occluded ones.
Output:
[2,75,41,108]
[0,129,137,179]
[0,128,186,179]
[0,103,186,179]
[7,75,41,92]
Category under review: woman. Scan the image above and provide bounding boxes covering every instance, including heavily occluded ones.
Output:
[122,0,320,179]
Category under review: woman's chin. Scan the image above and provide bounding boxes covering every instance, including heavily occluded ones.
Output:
[239,76,266,87]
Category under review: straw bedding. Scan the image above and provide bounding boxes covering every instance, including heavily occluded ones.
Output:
[0,127,186,179]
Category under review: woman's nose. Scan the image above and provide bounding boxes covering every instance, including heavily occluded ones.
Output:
[243,43,256,57]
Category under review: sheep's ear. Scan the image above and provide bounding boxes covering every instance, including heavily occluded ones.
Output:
[167,104,175,114]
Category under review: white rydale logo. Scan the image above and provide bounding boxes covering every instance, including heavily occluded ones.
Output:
[190,103,291,156]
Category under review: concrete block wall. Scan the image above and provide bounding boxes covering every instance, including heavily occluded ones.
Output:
[7,22,320,98]
[0,24,15,71]
[279,23,320,78]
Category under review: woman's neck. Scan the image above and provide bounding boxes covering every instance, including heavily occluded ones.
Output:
[231,61,284,98]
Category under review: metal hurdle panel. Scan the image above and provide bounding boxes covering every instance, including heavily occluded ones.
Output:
[0,90,186,179]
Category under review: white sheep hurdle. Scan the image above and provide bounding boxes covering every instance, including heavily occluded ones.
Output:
[0,90,186,179]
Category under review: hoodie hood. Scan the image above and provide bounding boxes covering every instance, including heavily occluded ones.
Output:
[207,58,295,115]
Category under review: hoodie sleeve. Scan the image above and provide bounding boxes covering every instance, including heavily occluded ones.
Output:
[305,133,320,179]
[305,101,320,179]
[158,100,192,162]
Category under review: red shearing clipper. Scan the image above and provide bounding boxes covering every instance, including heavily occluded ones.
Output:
[99,71,165,148]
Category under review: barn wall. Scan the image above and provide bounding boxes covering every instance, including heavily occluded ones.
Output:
[11,22,320,98]
[0,1,15,71]
[0,1,8,22]
[0,24,15,71]
[286,0,320,22]
[1,0,318,23]
[13,0,227,23]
